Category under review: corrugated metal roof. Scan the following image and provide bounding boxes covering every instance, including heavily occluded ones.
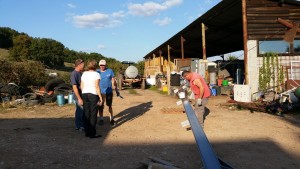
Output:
[144,0,243,59]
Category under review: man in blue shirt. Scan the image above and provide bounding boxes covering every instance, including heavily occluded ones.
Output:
[97,59,119,125]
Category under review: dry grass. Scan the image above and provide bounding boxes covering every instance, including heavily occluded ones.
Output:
[0,48,9,59]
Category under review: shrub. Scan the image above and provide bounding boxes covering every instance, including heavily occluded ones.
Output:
[0,59,48,86]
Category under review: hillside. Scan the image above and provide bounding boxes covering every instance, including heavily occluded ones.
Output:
[0,48,9,59]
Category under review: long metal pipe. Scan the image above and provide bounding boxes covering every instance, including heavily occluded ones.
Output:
[183,100,221,169]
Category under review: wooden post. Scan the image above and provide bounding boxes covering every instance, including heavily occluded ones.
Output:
[159,50,162,72]
[242,0,248,84]
[181,36,185,59]
[167,45,171,65]
[167,45,171,95]
[167,65,171,95]
[153,53,156,66]
[201,23,206,60]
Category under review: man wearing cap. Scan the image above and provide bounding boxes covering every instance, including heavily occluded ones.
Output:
[70,59,85,131]
[97,59,119,125]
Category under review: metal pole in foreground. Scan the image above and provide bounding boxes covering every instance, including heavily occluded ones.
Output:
[182,99,221,169]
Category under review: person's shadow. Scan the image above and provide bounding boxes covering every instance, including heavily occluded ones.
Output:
[204,107,210,122]
[113,101,153,128]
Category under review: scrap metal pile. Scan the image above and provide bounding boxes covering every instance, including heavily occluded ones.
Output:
[231,86,300,115]
[0,78,72,107]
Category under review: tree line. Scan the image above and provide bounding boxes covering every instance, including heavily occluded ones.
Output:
[0,27,144,74]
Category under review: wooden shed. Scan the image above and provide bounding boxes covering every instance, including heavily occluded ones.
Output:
[143,0,300,96]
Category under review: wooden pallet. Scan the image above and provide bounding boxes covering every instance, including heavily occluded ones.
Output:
[160,108,185,114]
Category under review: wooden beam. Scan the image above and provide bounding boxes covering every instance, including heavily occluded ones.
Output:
[201,23,206,60]
[167,45,171,65]
[278,18,300,33]
[159,50,162,72]
[181,36,185,59]
[242,0,249,85]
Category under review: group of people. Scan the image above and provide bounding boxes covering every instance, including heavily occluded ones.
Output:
[70,59,119,138]
[70,57,210,138]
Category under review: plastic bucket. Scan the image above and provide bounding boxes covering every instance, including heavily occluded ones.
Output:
[211,88,217,96]
[68,93,74,104]
[217,79,223,86]
[56,94,65,106]
[162,85,168,92]
[222,80,229,86]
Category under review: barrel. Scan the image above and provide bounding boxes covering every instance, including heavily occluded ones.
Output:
[56,94,65,106]
[209,72,217,85]
[68,93,74,104]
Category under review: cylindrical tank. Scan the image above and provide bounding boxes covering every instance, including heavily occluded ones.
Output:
[209,72,217,85]
[236,68,242,84]
[125,66,138,78]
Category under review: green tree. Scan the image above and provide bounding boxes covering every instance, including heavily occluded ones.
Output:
[0,27,20,49]
[9,34,32,61]
[136,60,145,76]
[29,38,65,66]
[63,48,78,63]
[226,55,239,60]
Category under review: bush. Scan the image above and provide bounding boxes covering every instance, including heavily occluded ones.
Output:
[0,59,48,86]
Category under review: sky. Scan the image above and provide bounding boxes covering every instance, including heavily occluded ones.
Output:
[0,0,221,62]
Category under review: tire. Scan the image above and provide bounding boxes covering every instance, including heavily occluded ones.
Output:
[0,84,20,95]
[45,78,65,92]
[54,89,69,96]
[23,93,37,100]
[42,95,56,103]
[22,100,39,106]
[54,83,72,91]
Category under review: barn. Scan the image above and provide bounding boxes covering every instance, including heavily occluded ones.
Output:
[143,0,300,99]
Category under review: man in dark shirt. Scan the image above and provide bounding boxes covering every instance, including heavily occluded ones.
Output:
[70,59,85,131]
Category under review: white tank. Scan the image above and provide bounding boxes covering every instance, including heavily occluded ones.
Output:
[125,65,138,78]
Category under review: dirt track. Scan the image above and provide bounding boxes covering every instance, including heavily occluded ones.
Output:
[0,89,299,169]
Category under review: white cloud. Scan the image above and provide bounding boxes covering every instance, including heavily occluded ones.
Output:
[67,3,76,9]
[72,12,123,29]
[128,0,183,17]
[97,44,106,49]
[153,17,172,26]
[112,11,126,18]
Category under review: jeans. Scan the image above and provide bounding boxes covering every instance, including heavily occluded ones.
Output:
[194,98,208,127]
[74,96,85,129]
[82,93,99,137]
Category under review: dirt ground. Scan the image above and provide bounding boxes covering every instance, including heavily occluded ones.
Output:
[0,89,299,169]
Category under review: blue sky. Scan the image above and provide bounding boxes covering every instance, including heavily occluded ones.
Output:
[0,0,221,62]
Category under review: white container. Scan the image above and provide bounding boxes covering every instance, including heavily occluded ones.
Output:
[234,85,251,102]
[209,72,217,85]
